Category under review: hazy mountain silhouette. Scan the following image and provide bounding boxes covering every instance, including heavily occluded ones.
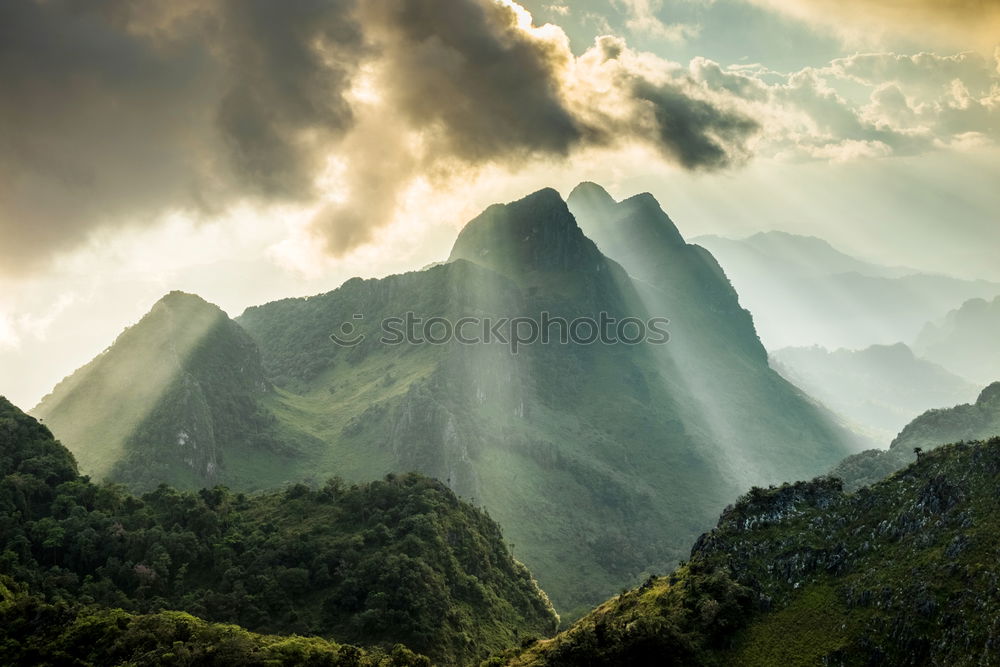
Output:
[693,231,1000,350]
[915,295,1000,385]
[772,343,981,441]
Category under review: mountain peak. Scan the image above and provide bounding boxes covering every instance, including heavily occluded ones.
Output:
[448,187,604,277]
[152,291,225,318]
[567,181,617,215]
[32,289,273,488]
[568,185,687,264]
[978,382,1000,408]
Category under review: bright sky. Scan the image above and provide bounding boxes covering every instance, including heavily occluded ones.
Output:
[1,0,998,408]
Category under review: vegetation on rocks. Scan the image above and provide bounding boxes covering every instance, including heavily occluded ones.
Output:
[509,436,1000,665]
[832,381,1000,490]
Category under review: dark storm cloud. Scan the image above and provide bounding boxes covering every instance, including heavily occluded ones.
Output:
[632,79,760,169]
[216,0,363,198]
[361,0,589,160]
[0,0,221,272]
[0,0,366,274]
[0,0,760,273]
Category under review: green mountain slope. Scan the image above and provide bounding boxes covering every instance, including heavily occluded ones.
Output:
[35,185,861,617]
[566,183,867,481]
[235,186,860,615]
[832,381,1000,490]
[508,436,1000,666]
[0,396,556,665]
[31,291,301,492]
[915,295,1000,384]
[771,343,981,441]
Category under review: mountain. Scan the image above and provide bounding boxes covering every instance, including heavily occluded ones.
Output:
[692,231,1000,350]
[914,295,1000,385]
[36,185,861,617]
[565,182,868,468]
[0,396,556,665]
[694,230,912,279]
[771,343,981,441]
[506,436,1000,666]
[31,291,303,492]
[831,381,1000,490]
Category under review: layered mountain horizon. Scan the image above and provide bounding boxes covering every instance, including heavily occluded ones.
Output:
[30,183,864,616]
[694,231,1000,351]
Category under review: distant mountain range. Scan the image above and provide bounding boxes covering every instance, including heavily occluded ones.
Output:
[915,295,1000,385]
[693,231,1000,350]
[509,435,1000,665]
[771,343,981,442]
[31,184,863,616]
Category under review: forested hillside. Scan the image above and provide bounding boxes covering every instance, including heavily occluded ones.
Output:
[0,397,557,665]
[508,436,1000,666]
[0,577,430,666]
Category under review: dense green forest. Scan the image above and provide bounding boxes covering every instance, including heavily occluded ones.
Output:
[0,576,430,666]
[507,436,1000,665]
[0,397,557,665]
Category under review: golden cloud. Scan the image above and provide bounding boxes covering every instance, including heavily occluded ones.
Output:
[747,0,1000,52]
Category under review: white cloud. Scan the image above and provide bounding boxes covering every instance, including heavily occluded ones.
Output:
[683,49,1000,162]
[612,0,699,42]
